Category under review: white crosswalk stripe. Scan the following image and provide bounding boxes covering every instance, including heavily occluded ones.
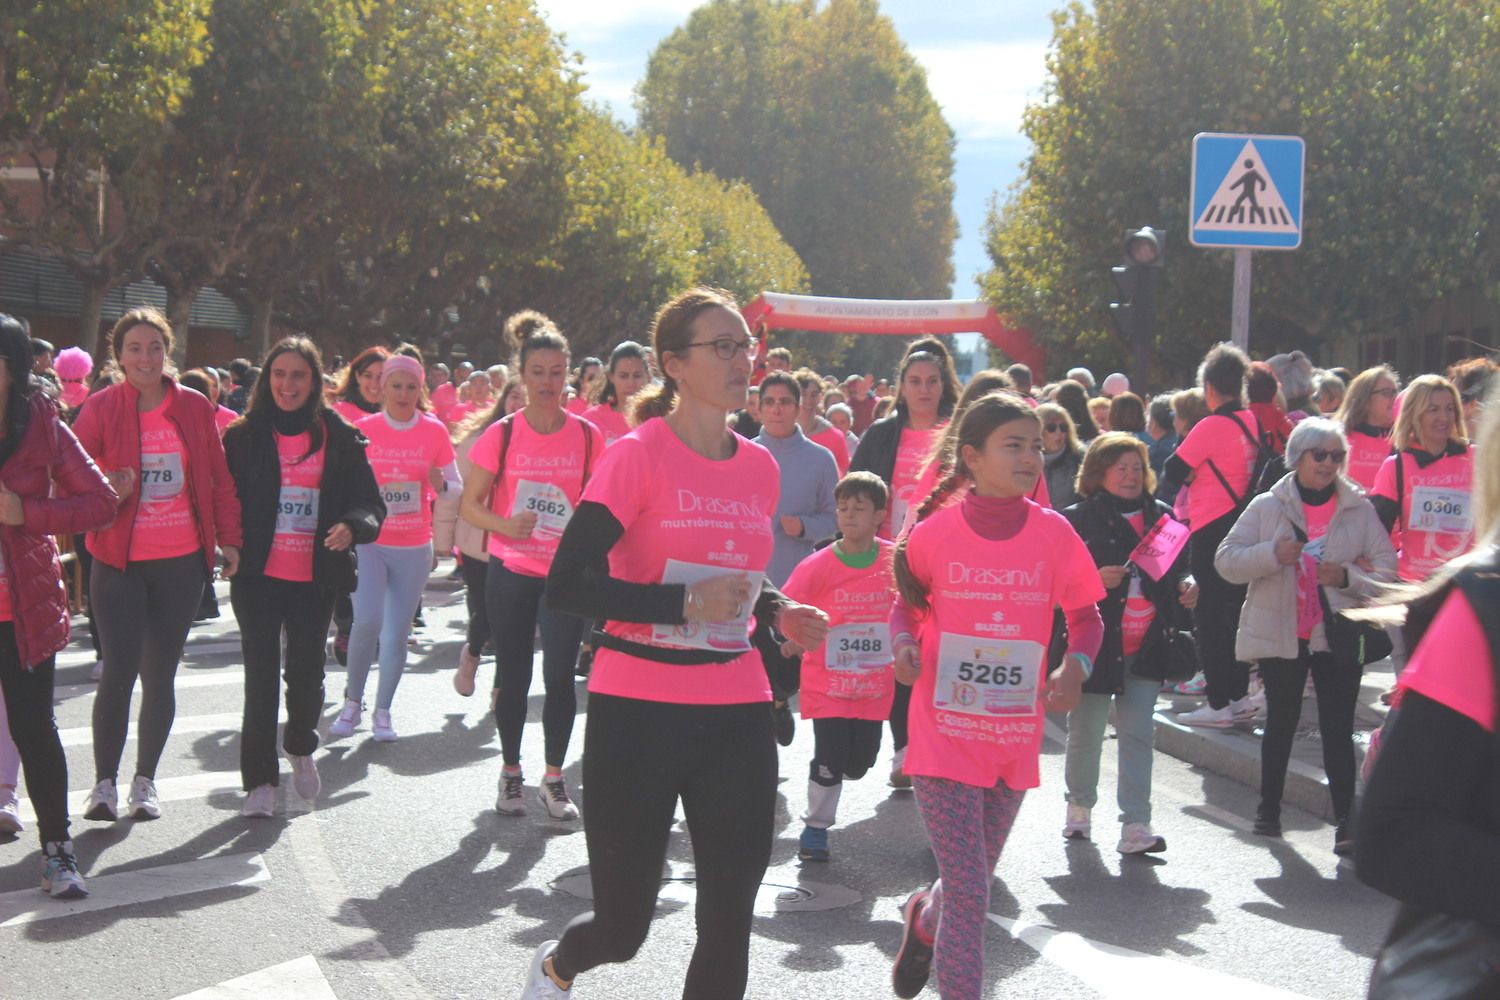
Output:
[169,956,339,1000]
[0,852,269,928]
[14,769,250,824]
[57,712,246,748]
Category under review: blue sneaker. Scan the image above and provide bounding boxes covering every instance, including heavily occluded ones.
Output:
[41,841,88,899]
[798,825,830,862]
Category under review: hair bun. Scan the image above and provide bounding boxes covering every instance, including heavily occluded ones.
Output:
[503,310,558,354]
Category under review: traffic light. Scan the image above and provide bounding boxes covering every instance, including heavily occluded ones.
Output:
[1107,227,1165,392]
[1109,265,1138,341]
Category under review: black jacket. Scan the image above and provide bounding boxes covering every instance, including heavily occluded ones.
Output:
[1061,492,1192,694]
[223,410,386,591]
[849,411,904,485]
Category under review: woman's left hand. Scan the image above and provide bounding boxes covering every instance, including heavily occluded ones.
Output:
[428,466,445,492]
[1316,561,1349,587]
[0,484,23,526]
[1044,655,1087,712]
[778,603,830,651]
[324,523,354,551]
[220,545,240,578]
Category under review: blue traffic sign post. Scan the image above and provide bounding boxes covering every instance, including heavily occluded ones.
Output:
[1190,133,1305,350]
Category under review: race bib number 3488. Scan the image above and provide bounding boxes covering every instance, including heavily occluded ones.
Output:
[933,633,1044,717]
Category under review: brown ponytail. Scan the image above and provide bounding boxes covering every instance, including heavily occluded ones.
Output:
[630,286,739,425]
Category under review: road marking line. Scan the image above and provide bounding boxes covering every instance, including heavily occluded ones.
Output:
[989,915,1316,998]
[58,712,248,748]
[169,955,338,1000]
[0,851,269,928]
[16,769,249,824]
[56,668,246,701]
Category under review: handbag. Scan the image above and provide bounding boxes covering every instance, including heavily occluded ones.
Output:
[1288,521,1393,667]
[1131,624,1198,683]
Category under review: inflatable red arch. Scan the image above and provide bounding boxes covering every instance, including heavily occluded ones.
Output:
[740,292,1045,378]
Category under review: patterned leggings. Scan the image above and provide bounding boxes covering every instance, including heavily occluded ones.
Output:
[912,775,1027,1000]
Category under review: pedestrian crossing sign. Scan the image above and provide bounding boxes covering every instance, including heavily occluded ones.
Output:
[1190,133,1304,249]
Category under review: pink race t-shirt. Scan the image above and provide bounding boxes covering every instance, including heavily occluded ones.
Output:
[333,400,375,425]
[356,412,455,547]
[263,432,325,582]
[810,424,851,477]
[899,501,1105,788]
[1400,590,1495,732]
[896,472,1051,539]
[1345,429,1392,493]
[214,405,236,438]
[584,418,779,706]
[1174,409,1261,530]
[566,395,590,415]
[1295,499,1336,640]
[445,402,478,428]
[581,403,631,446]
[884,424,945,538]
[470,411,604,578]
[781,540,896,721]
[429,382,458,423]
[130,399,200,561]
[1120,510,1156,656]
[1371,448,1475,581]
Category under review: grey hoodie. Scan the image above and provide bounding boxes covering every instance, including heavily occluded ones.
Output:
[755,425,839,585]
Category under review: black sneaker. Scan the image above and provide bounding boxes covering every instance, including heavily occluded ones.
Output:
[1253,808,1282,838]
[1333,818,1356,857]
[574,647,593,679]
[892,890,934,998]
[773,702,795,747]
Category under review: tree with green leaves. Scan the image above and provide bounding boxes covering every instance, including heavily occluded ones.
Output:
[981,0,1500,384]
[638,0,957,377]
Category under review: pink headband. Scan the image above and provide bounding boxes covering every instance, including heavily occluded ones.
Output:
[380,355,424,385]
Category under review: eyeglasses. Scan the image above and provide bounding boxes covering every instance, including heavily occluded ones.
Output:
[1043,422,1066,433]
[1309,448,1347,464]
[685,336,759,361]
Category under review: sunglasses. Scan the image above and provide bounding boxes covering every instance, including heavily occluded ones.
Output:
[1043,422,1066,433]
[1308,448,1347,464]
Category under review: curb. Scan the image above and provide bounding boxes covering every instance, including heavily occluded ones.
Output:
[1152,712,1340,821]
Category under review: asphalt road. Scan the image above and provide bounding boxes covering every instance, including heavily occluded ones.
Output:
[0,570,1396,1000]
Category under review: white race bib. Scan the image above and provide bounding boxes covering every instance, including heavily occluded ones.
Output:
[933,632,1044,718]
[511,479,574,541]
[826,622,891,672]
[651,559,764,653]
[275,485,320,536]
[1409,486,1472,535]
[1126,567,1144,599]
[381,480,421,516]
[140,451,185,503]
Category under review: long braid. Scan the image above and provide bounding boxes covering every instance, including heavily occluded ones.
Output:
[893,465,972,616]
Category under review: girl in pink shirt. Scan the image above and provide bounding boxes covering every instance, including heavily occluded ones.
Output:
[459,314,604,820]
[330,356,459,742]
[889,393,1104,1000]
[521,289,829,1000]
[1333,365,1399,493]
[580,340,651,446]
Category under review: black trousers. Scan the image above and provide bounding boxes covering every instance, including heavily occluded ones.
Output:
[1259,643,1363,821]
[552,694,777,999]
[751,617,799,703]
[230,575,336,790]
[486,562,586,769]
[460,554,491,657]
[91,551,206,782]
[889,680,913,751]
[0,626,66,846]
[1191,510,1252,709]
[811,716,883,782]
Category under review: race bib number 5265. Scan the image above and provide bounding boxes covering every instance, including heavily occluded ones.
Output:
[933,633,1043,717]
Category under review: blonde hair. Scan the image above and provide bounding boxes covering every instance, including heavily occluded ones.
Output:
[1335,364,1401,429]
[1391,374,1466,452]
[1036,402,1082,456]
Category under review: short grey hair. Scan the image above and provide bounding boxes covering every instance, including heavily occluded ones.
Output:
[1285,416,1349,470]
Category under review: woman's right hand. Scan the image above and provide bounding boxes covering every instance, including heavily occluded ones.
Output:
[106,468,135,502]
[498,510,537,540]
[683,572,754,624]
[1274,535,1305,566]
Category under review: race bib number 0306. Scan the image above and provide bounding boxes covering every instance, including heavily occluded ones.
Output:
[933,633,1044,718]
[1409,486,1473,536]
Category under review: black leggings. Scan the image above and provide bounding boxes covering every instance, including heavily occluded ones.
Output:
[1191,510,1251,709]
[486,562,586,769]
[889,680,912,751]
[461,554,491,657]
[0,627,66,846]
[91,551,206,782]
[1258,644,1363,821]
[231,575,336,791]
[811,716,883,782]
[552,694,777,999]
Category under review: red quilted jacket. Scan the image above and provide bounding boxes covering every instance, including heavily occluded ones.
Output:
[73,377,243,572]
[1,392,118,668]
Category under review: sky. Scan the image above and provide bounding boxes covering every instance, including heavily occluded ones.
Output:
[532,0,1058,301]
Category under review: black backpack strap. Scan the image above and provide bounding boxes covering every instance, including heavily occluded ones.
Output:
[1394,450,1406,529]
[1202,412,1263,509]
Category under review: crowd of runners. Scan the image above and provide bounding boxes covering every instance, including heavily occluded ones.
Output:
[0,292,1496,1000]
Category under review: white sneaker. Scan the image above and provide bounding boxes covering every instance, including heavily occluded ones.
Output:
[0,788,22,834]
[371,709,397,742]
[889,747,912,789]
[41,841,88,899]
[83,779,118,821]
[496,771,527,815]
[289,755,321,801]
[241,784,275,818]
[1176,703,1234,729]
[329,699,361,738]
[1062,803,1091,840]
[1118,822,1167,854]
[522,940,570,998]
[127,775,161,820]
[1243,691,1267,717]
[536,777,579,821]
[454,645,480,697]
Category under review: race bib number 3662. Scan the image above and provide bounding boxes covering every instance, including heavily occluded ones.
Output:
[933,633,1044,717]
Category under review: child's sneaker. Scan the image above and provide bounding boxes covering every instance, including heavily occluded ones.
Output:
[798,826,830,862]
[328,699,361,738]
[41,841,88,899]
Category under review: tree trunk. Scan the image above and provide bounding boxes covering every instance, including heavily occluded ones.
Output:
[248,291,274,360]
[75,272,111,358]
[164,285,198,367]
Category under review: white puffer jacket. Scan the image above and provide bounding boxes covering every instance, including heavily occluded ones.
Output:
[1214,473,1397,661]
[432,428,488,561]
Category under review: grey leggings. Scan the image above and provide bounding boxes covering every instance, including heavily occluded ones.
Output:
[91,551,206,783]
[345,542,432,711]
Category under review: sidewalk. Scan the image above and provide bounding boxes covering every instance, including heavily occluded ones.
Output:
[1150,661,1394,822]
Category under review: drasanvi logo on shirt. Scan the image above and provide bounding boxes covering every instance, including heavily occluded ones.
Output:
[833,586,892,606]
[946,562,1045,587]
[675,489,769,519]
[512,451,579,469]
